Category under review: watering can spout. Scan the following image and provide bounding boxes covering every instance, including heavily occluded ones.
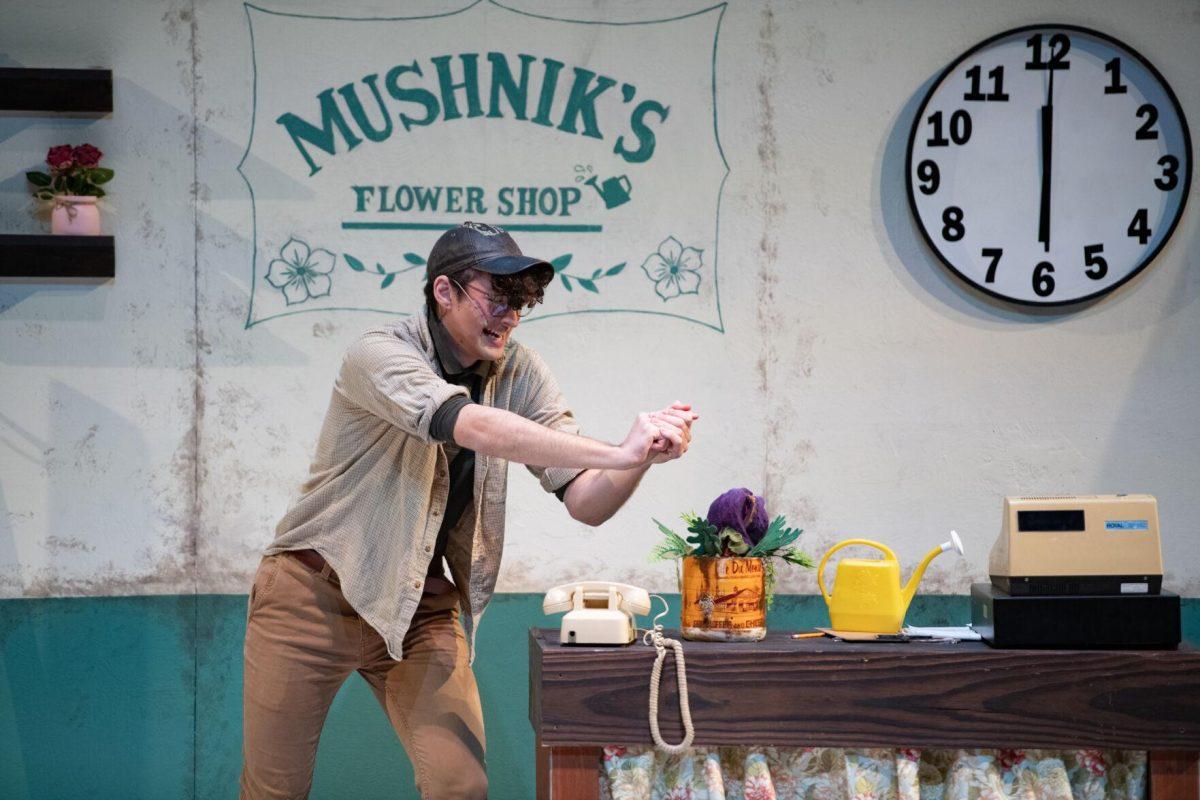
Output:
[901,530,965,610]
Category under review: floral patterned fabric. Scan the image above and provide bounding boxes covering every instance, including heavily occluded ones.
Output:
[600,746,1146,800]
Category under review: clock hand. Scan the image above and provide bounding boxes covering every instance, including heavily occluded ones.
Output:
[1038,71,1054,252]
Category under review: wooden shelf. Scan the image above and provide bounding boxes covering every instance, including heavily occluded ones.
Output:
[0,235,115,278]
[0,68,112,114]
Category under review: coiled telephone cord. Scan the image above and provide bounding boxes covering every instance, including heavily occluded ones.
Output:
[640,595,694,753]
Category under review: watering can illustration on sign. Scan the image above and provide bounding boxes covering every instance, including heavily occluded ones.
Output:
[584,174,633,209]
[817,531,964,633]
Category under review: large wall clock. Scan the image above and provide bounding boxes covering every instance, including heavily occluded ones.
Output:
[907,24,1192,306]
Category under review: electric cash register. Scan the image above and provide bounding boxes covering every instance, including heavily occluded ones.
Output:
[971,494,1180,649]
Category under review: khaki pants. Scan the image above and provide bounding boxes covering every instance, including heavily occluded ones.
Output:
[240,552,487,799]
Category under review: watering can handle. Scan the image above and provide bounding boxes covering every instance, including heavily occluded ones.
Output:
[816,539,900,605]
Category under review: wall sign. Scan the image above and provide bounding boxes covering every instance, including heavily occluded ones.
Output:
[907,24,1192,306]
[239,1,729,330]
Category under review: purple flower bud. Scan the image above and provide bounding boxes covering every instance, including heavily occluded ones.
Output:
[706,488,770,545]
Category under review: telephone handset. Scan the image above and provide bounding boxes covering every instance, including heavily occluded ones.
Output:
[543,581,651,615]
[542,581,695,753]
[542,581,651,645]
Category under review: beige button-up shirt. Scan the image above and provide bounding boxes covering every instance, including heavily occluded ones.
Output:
[264,308,583,664]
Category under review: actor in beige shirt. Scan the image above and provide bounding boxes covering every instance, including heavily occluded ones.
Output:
[241,222,697,799]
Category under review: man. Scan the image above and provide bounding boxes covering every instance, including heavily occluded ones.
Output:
[241,221,697,799]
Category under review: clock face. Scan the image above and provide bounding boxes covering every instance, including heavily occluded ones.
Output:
[907,24,1192,306]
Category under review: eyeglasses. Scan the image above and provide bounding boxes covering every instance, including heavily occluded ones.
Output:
[450,278,533,319]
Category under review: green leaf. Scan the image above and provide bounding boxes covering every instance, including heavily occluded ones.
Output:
[653,518,681,539]
[721,530,751,555]
[90,168,114,184]
[605,262,626,276]
[560,274,572,291]
[592,268,602,279]
[683,513,721,556]
[403,252,425,265]
[551,254,572,272]
[649,541,689,562]
[747,516,804,557]
[649,518,691,562]
[776,547,815,568]
[92,188,106,198]
[25,172,51,187]
[578,279,598,293]
[375,263,386,274]
[344,254,366,272]
[381,273,396,289]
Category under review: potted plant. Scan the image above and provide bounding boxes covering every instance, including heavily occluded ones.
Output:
[650,488,813,641]
[26,143,113,235]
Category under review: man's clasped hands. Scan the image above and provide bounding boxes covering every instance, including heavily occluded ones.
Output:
[620,401,698,468]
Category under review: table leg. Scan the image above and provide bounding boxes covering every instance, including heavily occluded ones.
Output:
[1150,751,1199,800]
[535,735,601,800]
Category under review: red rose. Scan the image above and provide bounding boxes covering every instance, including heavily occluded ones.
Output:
[72,143,103,168]
[46,144,74,170]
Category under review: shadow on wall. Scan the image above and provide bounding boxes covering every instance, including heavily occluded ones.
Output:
[0,68,315,366]
[872,66,1200,596]
[0,379,193,597]
[0,52,111,325]
[1098,182,1200,595]
[872,72,1200,333]
[0,416,35,572]
[1107,237,1200,597]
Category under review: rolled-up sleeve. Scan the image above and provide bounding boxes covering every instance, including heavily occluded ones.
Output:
[518,350,586,494]
[335,330,468,445]
[429,394,475,444]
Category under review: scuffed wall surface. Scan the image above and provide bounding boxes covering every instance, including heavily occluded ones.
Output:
[1,0,1198,599]
[760,0,1200,596]
[0,3,200,596]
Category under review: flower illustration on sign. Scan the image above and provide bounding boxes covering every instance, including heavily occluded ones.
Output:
[266,237,336,305]
[641,236,703,301]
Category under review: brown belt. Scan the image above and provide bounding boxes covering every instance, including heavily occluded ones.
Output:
[288,548,338,583]
[288,549,456,596]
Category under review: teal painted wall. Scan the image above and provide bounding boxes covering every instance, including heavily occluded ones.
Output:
[2,595,1197,799]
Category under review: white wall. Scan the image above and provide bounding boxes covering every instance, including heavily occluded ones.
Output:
[1,0,1197,599]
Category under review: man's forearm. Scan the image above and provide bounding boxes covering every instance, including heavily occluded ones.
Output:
[561,465,651,526]
[454,404,627,469]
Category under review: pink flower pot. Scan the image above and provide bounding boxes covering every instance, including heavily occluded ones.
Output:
[50,195,101,236]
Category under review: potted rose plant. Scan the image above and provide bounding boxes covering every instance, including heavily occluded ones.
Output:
[650,488,813,641]
[26,143,113,235]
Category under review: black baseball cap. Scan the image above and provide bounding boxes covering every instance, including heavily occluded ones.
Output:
[426,222,553,280]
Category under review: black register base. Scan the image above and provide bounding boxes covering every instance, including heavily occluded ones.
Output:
[528,628,1200,800]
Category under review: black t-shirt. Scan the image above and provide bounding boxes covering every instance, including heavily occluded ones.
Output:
[424,309,579,579]
[426,370,482,579]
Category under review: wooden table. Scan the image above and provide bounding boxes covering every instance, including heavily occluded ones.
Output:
[529,628,1200,800]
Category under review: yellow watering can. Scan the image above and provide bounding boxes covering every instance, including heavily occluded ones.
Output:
[817,531,964,633]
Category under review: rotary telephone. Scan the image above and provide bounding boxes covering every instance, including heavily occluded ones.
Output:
[542,581,650,644]
[542,581,694,752]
